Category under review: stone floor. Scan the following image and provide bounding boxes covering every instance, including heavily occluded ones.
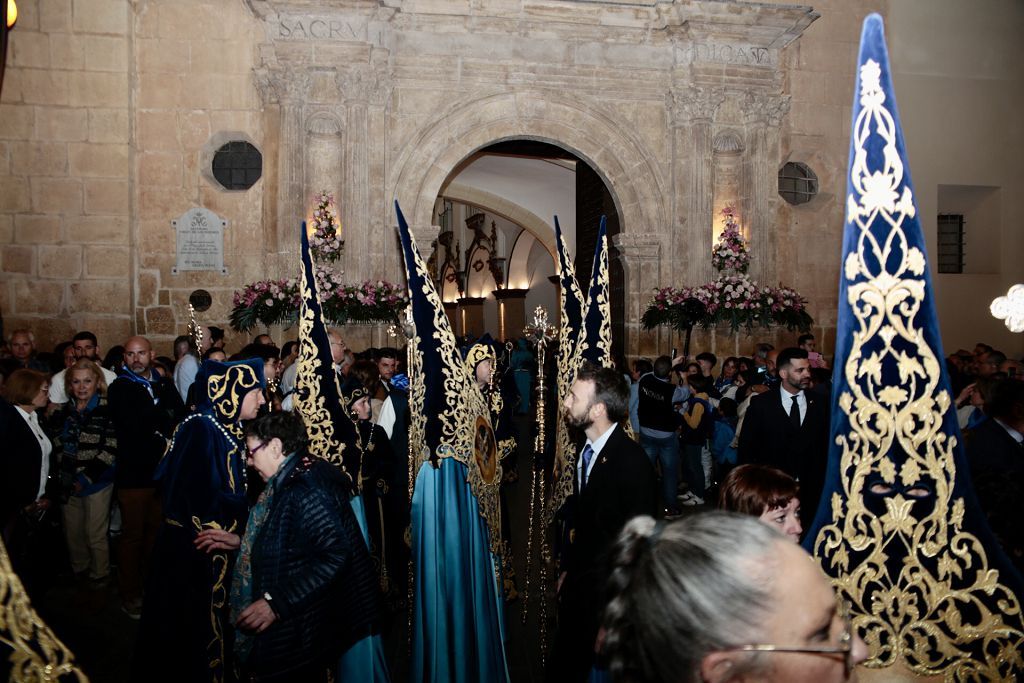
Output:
[30,414,707,682]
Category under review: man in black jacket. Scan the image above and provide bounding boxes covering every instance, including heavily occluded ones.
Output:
[737,347,830,531]
[107,335,185,618]
[548,364,658,682]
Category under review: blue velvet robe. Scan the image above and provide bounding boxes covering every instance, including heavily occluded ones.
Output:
[134,411,249,683]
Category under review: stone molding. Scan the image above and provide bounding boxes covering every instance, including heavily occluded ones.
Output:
[611,233,662,262]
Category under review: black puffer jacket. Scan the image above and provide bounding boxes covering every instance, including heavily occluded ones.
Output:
[247,453,381,682]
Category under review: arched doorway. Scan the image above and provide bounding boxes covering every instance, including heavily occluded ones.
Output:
[389,90,669,356]
[428,139,626,351]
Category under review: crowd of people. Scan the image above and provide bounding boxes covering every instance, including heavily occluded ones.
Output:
[1,323,1021,682]
[0,326,420,681]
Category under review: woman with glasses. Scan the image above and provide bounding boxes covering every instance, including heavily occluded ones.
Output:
[598,512,867,682]
[231,410,386,682]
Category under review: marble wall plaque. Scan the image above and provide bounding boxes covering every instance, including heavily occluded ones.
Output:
[172,207,228,275]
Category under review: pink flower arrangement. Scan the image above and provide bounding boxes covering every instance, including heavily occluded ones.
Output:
[229,191,408,331]
[321,280,409,324]
[712,206,750,274]
[309,191,344,263]
[644,275,810,334]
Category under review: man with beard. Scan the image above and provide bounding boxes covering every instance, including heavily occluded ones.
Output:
[48,331,119,405]
[547,363,658,683]
[108,335,186,618]
[738,347,830,531]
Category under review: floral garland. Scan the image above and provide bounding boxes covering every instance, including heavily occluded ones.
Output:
[229,192,409,332]
[641,276,812,333]
[641,205,813,335]
[712,206,750,274]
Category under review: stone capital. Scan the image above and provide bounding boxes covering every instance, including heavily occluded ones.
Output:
[408,223,439,251]
[667,86,726,127]
[742,91,791,127]
[336,62,392,107]
[254,66,311,105]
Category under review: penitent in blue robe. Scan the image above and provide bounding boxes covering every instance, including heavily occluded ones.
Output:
[410,458,509,683]
[134,410,250,683]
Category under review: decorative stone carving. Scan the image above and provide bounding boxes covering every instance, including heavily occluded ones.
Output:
[713,130,744,154]
[667,86,726,127]
[253,67,311,105]
[742,91,791,127]
[336,60,392,107]
[306,112,343,136]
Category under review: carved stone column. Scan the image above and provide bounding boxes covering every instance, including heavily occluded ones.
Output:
[743,92,790,283]
[612,232,663,358]
[669,86,725,286]
[338,56,392,281]
[254,67,310,254]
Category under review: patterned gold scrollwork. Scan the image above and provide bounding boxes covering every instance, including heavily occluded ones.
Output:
[208,364,260,424]
[550,229,586,524]
[549,228,613,522]
[405,231,504,555]
[295,263,347,469]
[0,538,88,682]
[814,58,1024,680]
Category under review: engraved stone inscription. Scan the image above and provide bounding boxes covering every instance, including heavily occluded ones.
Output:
[172,208,228,275]
[278,15,368,41]
[688,43,774,66]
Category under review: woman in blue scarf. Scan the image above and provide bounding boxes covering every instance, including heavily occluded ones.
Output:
[231,411,384,682]
[134,358,265,683]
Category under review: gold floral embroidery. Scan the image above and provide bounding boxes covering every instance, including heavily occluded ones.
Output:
[402,223,503,555]
[0,539,87,681]
[814,57,1024,679]
[550,228,613,522]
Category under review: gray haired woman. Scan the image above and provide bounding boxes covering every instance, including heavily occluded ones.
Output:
[598,512,867,683]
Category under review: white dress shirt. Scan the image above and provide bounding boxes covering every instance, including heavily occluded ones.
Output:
[16,405,52,500]
[779,386,807,425]
[577,423,617,489]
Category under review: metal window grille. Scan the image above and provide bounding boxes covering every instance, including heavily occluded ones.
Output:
[936,214,965,274]
[212,141,262,191]
[778,162,818,205]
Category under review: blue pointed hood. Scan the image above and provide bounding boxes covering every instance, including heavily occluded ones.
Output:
[806,14,1024,677]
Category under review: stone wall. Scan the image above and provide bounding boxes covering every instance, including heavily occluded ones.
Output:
[1,0,134,350]
[2,0,1020,358]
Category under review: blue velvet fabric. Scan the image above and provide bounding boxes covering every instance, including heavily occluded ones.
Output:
[555,216,608,366]
[395,201,510,683]
[337,495,391,683]
[409,459,508,683]
[804,14,1024,671]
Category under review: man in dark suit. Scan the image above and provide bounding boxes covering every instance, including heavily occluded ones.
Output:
[108,335,186,618]
[967,379,1024,575]
[738,347,830,531]
[547,364,658,682]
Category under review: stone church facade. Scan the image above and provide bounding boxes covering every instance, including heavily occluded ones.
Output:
[1,0,905,356]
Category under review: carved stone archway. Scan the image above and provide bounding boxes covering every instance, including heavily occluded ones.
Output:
[389,90,669,245]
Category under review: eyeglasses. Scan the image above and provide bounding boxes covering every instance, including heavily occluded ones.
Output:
[246,442,268,458]
[731,601,855,676]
